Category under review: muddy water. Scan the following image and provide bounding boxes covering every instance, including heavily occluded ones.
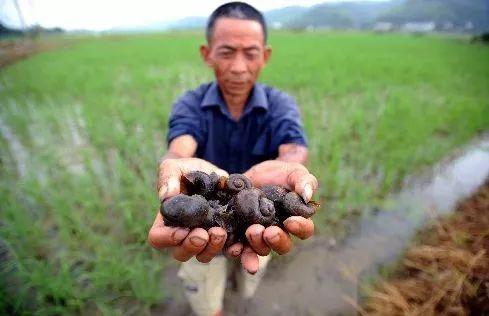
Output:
[158,136,489,316]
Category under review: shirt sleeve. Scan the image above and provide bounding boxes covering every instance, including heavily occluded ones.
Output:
[270,92,308,151]
[167,92,204,147]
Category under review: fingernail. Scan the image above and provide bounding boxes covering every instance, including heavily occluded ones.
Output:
[158,185,167,201]
[302,184,312,203]
[173,228,189,242]
[231,249,240,257]
[266,234,280,244]
[246,268,257,275]
[285,219,300,232]
[210,234,224,245]
[190,236,207,247]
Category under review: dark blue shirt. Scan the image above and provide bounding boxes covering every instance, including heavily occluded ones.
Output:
[167,81,307,174]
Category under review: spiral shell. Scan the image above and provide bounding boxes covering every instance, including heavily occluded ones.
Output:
[182,171,218,198]
[231,188,276,227]
[226,174,253,193]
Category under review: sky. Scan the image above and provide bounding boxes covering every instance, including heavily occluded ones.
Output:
[1,0,387,31]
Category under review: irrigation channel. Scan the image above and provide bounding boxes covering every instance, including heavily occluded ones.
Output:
[158,135,489,316]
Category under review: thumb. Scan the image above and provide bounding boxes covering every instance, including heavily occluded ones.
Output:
[297,183,313,203]
[292,174,318,203]
[158,176,181,201]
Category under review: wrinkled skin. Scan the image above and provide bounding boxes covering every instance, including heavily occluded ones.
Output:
[160,172,319,246]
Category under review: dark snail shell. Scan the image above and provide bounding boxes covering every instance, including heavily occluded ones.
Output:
[230,188,276,227]
[281,192,318,218]
[262,185,288,204]
[226,174,253,193]
[262,185,318,220]
[182,171,219,198]
[161,194,214,229]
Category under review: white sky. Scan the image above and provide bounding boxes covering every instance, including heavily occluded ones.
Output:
[1,0,386,31]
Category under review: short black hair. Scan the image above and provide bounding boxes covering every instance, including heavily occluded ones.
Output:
[206,2,267,44]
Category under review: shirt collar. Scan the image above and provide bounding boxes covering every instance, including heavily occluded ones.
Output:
[201,81,269,115]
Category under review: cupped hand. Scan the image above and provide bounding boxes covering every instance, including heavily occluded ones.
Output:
[227,160,318,272]
[244,160,318,203]
[150,158,318,274]
[149,158,230,263]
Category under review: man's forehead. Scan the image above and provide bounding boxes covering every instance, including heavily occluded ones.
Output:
[210,17,265,46]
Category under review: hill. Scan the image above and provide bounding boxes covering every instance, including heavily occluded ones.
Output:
[284,0,488,33]
[378,0,489,33]
[286,1,400,29]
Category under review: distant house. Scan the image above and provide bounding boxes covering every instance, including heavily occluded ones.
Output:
[373,22,394,32]
[401,22,436,33]
[442,22,454,31]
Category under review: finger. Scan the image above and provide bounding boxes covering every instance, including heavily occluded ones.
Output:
[241,246,259,274]
[180,159,229,179]
[172,228,209,262]
[283,216,315,240]
[245,224,271,256]
[225,242,244,259]
[195,227,227,263]
[157,160,183,201]
[148,212,189,249]
[292,173,318,203]
[209,167,228,179]
[263,226,293,255]
[164,176,181,200]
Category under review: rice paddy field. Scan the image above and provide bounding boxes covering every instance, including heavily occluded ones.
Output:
[1,31,488,315]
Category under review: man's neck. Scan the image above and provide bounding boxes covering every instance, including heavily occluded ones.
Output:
[222,93,248,120]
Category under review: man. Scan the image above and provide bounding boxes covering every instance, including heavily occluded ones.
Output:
[148,2,318,315]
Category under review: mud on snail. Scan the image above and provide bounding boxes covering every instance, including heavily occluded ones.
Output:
[160,171,319,247]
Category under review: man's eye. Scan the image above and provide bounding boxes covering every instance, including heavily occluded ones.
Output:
[219,51,233,58]
[245,52,259,60]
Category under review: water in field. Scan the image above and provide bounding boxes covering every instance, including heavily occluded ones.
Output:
[158,135,489,315]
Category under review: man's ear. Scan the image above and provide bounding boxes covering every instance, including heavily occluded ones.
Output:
[200,44,213,67]
[263,45,272,64]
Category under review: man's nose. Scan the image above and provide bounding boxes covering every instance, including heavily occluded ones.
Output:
[230,54,247,74]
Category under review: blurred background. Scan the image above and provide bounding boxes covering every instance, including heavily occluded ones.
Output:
[1,0,488,315]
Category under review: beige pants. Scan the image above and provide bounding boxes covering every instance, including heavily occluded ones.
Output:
[177,254,271,316]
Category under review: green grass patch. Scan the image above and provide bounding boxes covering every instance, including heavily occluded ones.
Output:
[0,31,488,314]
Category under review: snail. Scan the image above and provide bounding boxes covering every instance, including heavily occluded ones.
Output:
[160,171,319,246]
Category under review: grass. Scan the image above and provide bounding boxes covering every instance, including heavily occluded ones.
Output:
[0,31,488,314]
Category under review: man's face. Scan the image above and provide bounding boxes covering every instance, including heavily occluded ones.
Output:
[200,17,271,98]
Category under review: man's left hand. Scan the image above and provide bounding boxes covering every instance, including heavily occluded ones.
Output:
[225,160,318,274]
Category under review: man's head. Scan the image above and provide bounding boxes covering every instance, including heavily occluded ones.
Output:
[206,2,267,44]
[200,2,272,100]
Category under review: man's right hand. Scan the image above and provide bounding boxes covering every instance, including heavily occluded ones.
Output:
[149,157,230,263]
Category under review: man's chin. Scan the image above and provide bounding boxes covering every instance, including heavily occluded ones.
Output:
[223,83,253,96]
